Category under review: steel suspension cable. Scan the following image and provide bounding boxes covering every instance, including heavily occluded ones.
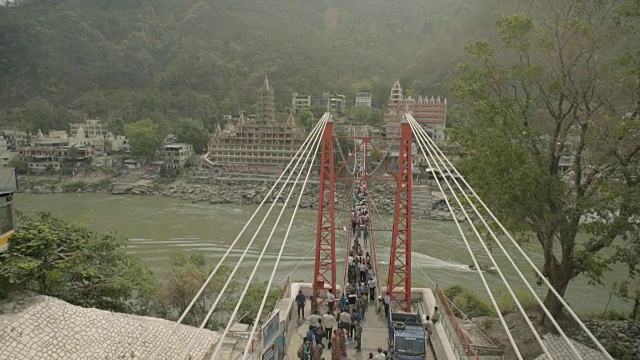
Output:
[416,118,614,359]
[411,119,574,358]
[364,193,382,297]
[289,247,317,277]
[404,117,524,360]
[370,189,499,349]
[366,151,387,176]
[150,117,327,360]
[413,264,499,349]
[190,119,326,360]
[408,117,552,359]
[208,119,326,360]
[241,115,329,359]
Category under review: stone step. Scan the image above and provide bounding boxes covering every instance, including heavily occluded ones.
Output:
[217,336,249,360]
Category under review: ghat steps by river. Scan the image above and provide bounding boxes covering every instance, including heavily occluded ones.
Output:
[16,193,631,314]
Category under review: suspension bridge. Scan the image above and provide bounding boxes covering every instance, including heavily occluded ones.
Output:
[148,113,613,360]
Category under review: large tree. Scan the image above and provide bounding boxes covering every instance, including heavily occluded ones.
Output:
[124,119,162,158]
[173,118,210,154]
[0,213,158,314]
[451,0,640,319]
[155,253,282,329]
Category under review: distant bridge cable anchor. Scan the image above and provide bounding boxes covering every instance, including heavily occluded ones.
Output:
[410,115,613,360]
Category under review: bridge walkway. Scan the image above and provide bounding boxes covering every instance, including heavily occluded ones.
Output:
[284,301,391,360]
[284,300,445,360]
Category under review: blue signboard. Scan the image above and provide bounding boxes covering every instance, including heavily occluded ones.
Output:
[275,333,285,360]
[262,309,280,348]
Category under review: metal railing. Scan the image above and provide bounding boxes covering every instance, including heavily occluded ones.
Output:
[435,284,480,360]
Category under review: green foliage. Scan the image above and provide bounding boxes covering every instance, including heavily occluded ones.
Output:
[124,119,162,157]
[154,253,281,329]
[297,110,315,134]
[347,107,383,126]
[581,310,631,320]
[107,118,125,136]
[607,343,628,359]
[173,118,209,154]
[309,104,327,120]
[154,253,233,328]
[443,285,494,318]
[19,98,58,133]
[8,157,28,174]
[0,213,158,314]
[238,283,282,325]
[496,289,538,315]
[450,0,640,318]
[0,0,517,131]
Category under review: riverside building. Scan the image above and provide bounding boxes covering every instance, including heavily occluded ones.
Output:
[206,76,306,174]
[384,81,447,142]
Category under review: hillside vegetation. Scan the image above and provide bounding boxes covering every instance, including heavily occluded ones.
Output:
[0,0,512,131]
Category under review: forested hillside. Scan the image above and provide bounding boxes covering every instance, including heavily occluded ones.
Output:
[0,0,512,131]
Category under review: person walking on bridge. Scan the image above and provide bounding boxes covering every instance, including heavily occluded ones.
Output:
[330,330,340,360]
[323,311,335,349]
[424,315,434,338]
[368,276,376,301]
[383,292,390,318]
[326,289,335,314]
[431,306,440,324]
[339,293,347,313]
[312,343,323,360]
[296,290,306,319]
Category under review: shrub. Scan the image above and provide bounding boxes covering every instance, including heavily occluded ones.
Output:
[581,310,629,320]
[93,178,113,191]
[62,180,89,192]
[444,285,495,318]
[497,289,538,315]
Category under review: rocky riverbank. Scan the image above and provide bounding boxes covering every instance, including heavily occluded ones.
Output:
[468,312,640,359]
[565,319,640,359]
[17,175,465,221]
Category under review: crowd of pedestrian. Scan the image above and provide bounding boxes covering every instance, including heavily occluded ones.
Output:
[295,156,441,360]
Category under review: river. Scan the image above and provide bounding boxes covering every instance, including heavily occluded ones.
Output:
[15,192,631,314]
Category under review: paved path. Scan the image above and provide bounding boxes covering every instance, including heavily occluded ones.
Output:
[285,301,436,360]
[534,334,609,360]
[0,295,219,360]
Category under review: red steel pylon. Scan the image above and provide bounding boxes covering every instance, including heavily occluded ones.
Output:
[387,116,413,309]
[313,117,336,306]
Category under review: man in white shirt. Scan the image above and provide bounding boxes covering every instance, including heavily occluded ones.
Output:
[326,289,335,314]
[424,315,435,337]
[375,347,386,360]
[368,277,377,300]
[308,311,322,329]
[339,310,351,337]
[323,312,335,346]
[383,292,390,318]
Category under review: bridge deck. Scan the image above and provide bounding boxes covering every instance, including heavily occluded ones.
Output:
[284,301,392,360]
[284,301,440,360]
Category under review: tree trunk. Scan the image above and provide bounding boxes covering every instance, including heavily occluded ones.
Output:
[632,297,639,320]
[540,252,574,324]
[542,276,572,324]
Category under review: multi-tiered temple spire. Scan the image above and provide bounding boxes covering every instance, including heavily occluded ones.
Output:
[257,75,275,124]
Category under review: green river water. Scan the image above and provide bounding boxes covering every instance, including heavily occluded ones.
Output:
[15,192,631,314]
